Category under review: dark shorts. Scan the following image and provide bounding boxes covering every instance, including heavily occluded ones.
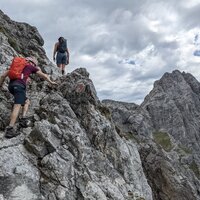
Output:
[56,52,67,65]
[8,83,26,105]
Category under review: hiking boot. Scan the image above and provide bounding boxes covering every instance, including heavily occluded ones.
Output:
[62,70,65,75]
[5,126,20,139]
[19,117,31,128]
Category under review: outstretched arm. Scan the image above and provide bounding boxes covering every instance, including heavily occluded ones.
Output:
[66,48,70,64]
[0,70,9,87]
[53,42,58,61]
[36,70,57,85]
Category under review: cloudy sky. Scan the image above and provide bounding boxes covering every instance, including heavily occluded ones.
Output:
[1,0,200,104]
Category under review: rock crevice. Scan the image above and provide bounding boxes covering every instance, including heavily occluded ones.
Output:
[0,10,200,200]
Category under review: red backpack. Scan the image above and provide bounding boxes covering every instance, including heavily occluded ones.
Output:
[8,57,28,80]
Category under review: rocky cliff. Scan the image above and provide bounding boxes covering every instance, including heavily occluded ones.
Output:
[0,10,200,200]
[103,70,200,200]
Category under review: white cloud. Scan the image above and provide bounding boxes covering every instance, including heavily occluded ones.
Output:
[1,0,200,103]
[181,0,200,8]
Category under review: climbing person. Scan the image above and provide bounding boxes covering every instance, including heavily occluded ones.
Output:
[0,56,57,138]
[53,36,69,75]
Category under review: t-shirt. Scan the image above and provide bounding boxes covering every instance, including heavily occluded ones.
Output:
[9,64,39,86]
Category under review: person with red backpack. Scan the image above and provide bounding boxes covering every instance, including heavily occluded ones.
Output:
[0,56,57,138]
[53,37,70,75]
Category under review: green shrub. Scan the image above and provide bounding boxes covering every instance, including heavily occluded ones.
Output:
[153,131,173,152]
[0,27,6,34]
[189,161,200,179]
[178,144,192,154]
[8,37,20,51]
[98,105,111,120]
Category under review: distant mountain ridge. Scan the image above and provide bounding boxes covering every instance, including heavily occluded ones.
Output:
[104,69,200,199]
[0,9,200,200]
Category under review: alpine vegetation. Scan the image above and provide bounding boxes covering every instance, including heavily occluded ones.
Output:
[0,10,200,200]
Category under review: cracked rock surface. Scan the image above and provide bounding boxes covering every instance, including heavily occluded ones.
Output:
[1,9,200,200]
[0,10,152,200]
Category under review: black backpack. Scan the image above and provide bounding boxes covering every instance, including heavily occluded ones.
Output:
[57,37,67,53]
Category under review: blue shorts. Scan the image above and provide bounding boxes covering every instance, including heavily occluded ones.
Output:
[56,52,67,65]
[8,83,26,105]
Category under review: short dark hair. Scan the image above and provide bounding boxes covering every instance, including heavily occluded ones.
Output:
[58,37,64,42]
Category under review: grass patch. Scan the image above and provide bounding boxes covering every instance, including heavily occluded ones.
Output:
[0,27,6,34]
[98,105,111,120]
[0,27,21,52]
[178,144,192,154]
[8,37,20,52]
[189,161,200,179]
[153,131,173,152]
[116,126,140,143]
[124,132,140,143]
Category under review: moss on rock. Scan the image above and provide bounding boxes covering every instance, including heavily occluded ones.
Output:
[153,131,173,152]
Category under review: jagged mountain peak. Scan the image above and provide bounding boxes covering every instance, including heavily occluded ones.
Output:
[0,10,49,66]
[142,69,200,106]
[0,10,200,200]
[0,11,153,200]
[105,69,200,200]
[155,70,200,93]
[0,10,62,78]
[140,68,200,168]
[154,70,185,89]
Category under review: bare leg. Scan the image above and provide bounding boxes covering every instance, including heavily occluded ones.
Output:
[57,64,62,70]
[61,64,66,75]
[61,64,65,71]
[57,63,66,75]
[22,99,30,117]
[9,104,21,127]
[5,104,22,138]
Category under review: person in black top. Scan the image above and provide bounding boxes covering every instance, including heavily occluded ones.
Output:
[53,37,70,75]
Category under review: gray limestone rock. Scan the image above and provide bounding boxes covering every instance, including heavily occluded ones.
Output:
[103,70,200,200]
[1,8,200,200]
